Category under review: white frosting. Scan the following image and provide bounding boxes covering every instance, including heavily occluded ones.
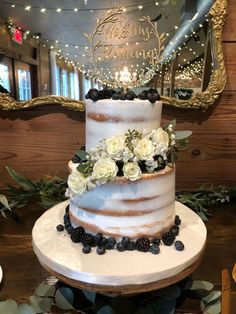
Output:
[86,99,162,151]
[69,166,175,239]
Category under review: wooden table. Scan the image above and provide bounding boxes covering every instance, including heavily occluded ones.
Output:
[0,201,235,311]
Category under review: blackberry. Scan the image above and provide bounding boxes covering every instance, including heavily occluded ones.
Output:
[94,233,103,246]
[135,238,151,252]
[66,226,74,235]
[100,237,108,246]
[88,88,99,101]
[150,244,160,255]
[73,226,85,242]
[81,233,95,247]
[121,237,130,248]
[170,225,179,236]
[107,237,116,247]
[63,213,70,224]
[116,242,126,252]
[97,246,106,255]
[104,242,114,250]
[175,215,181,226]
[147,92,159,104]
[162,232,175,246]
[126,93,134,100]
[175,241,184,251]
[112,93,120,100]
[120,93,126,100]
[70,230,80,243]
[138,92,147,100]
[127,241,135,251]
[85,93,89,99]
[65,205,70,214]
[82,246,91,254]
[152,238,161,246]
[56,224,64,232]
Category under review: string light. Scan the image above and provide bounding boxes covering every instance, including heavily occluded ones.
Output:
[25,5,31,11]
[41,8,46,13]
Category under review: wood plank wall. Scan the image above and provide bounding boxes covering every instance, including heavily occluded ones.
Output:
[0,1,236,190]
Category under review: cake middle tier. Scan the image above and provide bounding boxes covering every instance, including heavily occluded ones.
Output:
[86,99,162,151]
[69,166,175,240]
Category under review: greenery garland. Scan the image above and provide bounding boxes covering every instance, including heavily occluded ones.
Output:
[0,277,222,314]
[1,166,236,221]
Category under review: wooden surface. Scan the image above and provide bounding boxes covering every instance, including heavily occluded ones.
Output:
[0,201,235,311]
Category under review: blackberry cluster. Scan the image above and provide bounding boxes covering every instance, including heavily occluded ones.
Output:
[112,90,137,101]
[58,205,185,255]
[135,238,151,252]
[162,232,175,246]
[138,88,161,103]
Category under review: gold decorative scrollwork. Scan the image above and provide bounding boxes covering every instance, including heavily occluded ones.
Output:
[0,93,85,111]
[161,0,227,110]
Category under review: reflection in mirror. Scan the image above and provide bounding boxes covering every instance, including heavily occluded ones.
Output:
[0,0,227,110]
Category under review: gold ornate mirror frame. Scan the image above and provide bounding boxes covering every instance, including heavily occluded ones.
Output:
[0,0,227,112]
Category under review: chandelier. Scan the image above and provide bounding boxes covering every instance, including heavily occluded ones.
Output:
[114,67,137,90]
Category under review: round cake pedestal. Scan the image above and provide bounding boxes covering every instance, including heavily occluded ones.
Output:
[32,201,207,295]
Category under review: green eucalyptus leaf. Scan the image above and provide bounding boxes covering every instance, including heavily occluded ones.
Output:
[29,295,52,313]
[97,305,115,314]
[202,291,221,305]
[75,149,89,161]
[82,289,96,304]
[0,194,11,209]
[200,299,221,314]
[189,280,214,291]
[110,296,137,313]
[188,280,214,297]
[151,285,181,299]
[35,283,56,297]
[175,130,192,140]
[55,287,74,310]
[0,299,18,314]
[6,166,38,191]
[16,304,36,314]
[77,163,88,174]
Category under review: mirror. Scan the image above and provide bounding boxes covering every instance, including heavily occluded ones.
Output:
[0,0,227,111]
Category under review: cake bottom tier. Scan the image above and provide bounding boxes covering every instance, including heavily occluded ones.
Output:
[69,166,175,240]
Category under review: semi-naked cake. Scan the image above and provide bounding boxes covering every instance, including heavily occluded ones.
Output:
[65,89,179,251]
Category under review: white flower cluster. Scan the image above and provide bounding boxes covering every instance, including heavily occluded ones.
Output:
[67,127,173,196]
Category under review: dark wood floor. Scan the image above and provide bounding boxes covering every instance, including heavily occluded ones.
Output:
[0,201,235,312]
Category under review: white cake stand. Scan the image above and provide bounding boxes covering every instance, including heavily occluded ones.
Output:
[32,201,207,295]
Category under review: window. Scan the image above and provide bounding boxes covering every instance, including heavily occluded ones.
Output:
[15,61,32,100]
[0,64,10,92]
[55,65,60,96]
[61,69,68,97]
[70,72,75,98]
[17,69,32,100]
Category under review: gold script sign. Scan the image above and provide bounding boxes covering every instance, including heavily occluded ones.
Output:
[84,8,166,86]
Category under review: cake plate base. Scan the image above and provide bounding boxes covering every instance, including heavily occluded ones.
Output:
[32,201,207,295]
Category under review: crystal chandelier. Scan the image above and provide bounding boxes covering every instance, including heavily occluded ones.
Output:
[114,66,137,90]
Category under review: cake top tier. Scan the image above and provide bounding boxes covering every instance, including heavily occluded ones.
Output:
[86,98,162,152]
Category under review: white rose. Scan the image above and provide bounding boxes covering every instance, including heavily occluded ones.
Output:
[92,158,118,184]
[151,128,169,147]
[105,135,125,160]
[123,162,142,181]
[134,138,155,160]
[67,171,87,195]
